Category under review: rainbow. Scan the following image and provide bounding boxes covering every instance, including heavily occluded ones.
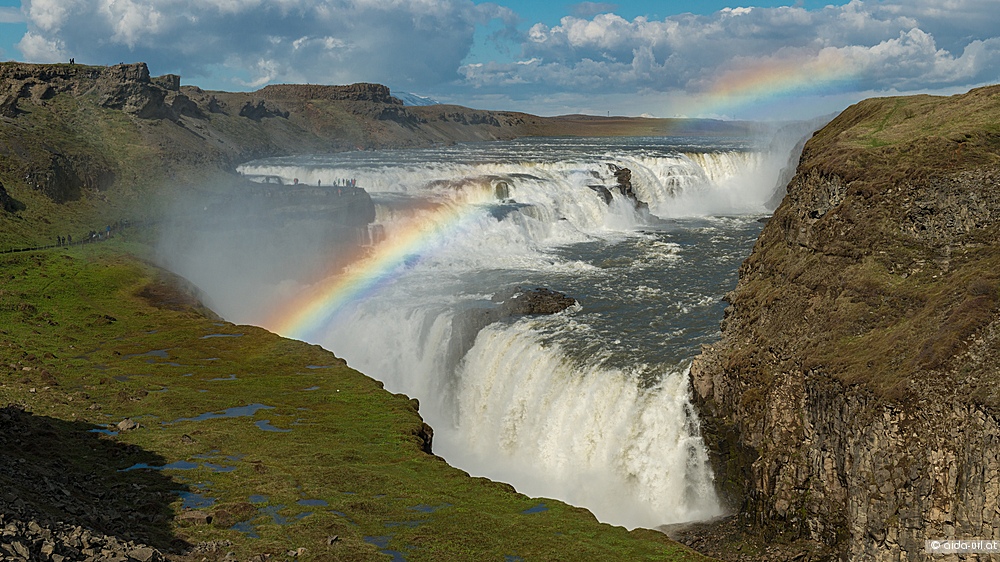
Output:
[681,50,859,118]
[267,198,481,341]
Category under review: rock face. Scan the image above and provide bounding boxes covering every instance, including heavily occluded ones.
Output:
[0,181,24,213]
[689,85,1000,560]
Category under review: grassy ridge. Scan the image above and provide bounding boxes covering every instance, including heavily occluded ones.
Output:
[719,84,1000,405]
[0,240,713,561]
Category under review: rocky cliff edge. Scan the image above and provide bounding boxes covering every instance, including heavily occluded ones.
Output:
[688,85,1000,561]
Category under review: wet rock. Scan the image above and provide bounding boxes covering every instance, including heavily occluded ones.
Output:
[492,287,577,316]
[587,184,613,204]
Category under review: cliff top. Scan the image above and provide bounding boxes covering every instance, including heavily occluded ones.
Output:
[800,84,1000,184]
[699,83,1000,409]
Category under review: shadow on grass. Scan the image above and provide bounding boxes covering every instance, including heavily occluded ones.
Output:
[0,404,189,553]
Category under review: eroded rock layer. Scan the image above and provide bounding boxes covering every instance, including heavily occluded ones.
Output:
[690,85,1000,561]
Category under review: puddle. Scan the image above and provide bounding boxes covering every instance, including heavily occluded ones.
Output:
[170,404,273,423]
[203,462,236,473]
[364,536,408,562]
[207,374,237,381]
[230,500,303,538]
[162,362,184,367]
[124,349,170,360]
[521,503,548,514]
[297,499,328,507]
[408,503,451,513]
[192,450,222,459]
[505,557,526,562]
[88,428,119,436]
[385,520,429,528]
[302,386,320,391]
[255,420,292,433]
[176,491,216,510]
[260,504,288,525]
[120,460,199,472]
[230,521,259,539]
[182,373,193,377]
[306,365,330,369]
[200,333,244,339]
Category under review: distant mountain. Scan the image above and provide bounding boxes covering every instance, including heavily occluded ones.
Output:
[392,91,440,106]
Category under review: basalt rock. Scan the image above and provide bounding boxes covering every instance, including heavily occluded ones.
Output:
[21,151,116,203]
[607,164,649,212]
[94,63,170,119]
[492,287,578,316]
[689,85,1000,561]
[0,182,25,213]
[238,99,290,121]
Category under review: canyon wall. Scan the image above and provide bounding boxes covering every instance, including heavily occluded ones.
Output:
[691,86,1000,560]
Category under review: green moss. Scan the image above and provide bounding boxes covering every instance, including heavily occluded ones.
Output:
[0,244,713,561]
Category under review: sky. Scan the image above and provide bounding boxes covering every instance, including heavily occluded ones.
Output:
[1,0,999,120]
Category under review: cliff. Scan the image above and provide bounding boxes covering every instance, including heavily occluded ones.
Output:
[688,85,1000,560]
[0,61,757,248]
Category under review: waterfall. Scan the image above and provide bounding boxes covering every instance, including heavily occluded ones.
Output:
[162,137,793,529]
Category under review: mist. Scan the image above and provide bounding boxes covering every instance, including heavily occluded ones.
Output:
[154,176,375,326]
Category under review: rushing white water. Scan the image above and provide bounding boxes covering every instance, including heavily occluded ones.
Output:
[219,134,804,529]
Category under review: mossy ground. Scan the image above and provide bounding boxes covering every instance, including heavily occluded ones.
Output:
[0,239,713,561]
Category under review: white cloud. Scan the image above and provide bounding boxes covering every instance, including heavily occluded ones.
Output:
[465,0,1000,107]
[17,31,66,62]
[16,0,514,89]
[0,6,25,24]
[9,0,1000,118]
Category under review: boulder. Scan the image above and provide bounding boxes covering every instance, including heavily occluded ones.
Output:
[492,287,577,316]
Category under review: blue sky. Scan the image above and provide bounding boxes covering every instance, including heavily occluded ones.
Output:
[2,0,999,120]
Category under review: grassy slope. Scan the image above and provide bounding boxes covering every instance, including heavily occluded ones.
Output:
[0,242,713,561]
[0,66,716,560]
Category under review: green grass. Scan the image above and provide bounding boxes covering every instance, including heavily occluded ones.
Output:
[0,242,713,561]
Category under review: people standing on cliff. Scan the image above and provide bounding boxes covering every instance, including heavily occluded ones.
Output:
[67,234,72,245]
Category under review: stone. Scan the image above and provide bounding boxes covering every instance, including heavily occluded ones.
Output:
[127,546,157,562]
[177,510,212,525]
[116,418,139,432]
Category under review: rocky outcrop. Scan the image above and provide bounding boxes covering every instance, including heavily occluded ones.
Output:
[491,287,578,316]
[607,164,649,211]
[689,85,1000,560]
[257,82,402,105]
[0,182,24,213]
[238,99,289,120]
[20,151,116,203]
